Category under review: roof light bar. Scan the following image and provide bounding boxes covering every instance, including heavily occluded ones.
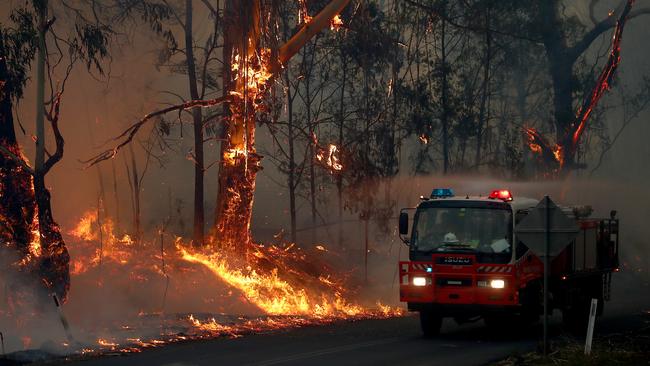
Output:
[431,188,454,199]
[489,189,513,201]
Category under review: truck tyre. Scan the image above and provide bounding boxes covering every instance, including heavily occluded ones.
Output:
[420,310,442,337]
[563,276,604,334]
[562,300,589,334]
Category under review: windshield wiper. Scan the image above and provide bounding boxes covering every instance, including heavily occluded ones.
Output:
[437,243,474,251]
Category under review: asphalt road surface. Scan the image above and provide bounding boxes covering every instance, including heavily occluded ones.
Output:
[61,273,649,366]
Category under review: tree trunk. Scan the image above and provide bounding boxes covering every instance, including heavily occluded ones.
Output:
[337,56,347,249]
[111,159,120,228]
[475,6,490,170]
[213,0,351,255]
[32,173,70,300]
[440,16,450,174]
[305,43,317,245]
[0,55,39,287]
[285,68,297,243]
[185,0,205,246]
[0,9,70,301]
[214,0,263,255]
[128,145,141,242]
[539,0,576,171]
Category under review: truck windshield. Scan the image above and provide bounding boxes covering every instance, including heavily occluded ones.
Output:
[412,207,512,255]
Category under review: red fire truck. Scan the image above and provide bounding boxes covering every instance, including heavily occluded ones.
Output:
[398,188,619,336]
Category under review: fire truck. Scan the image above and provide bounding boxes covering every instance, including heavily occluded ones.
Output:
[398,188,619,336]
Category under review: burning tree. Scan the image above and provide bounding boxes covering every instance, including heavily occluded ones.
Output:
[0,1,120,302]
[525,0,646,176]
[87,0,351,256]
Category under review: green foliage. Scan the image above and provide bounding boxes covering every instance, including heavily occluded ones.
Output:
[0,7,38,100]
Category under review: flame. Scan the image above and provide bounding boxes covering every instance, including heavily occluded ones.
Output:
[67,210,136,275]
[28,210,42,259]
[97,338,117,348]
[52,211,404,356]
[231,49,273,99]
[330,14,344,31]
[418,134,429,145]
[224,148,248,165]
[315,144,343,172]
[179,246,362,317]
[298,0,311,24]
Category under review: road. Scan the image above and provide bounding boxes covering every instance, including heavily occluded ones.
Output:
[60,273,649,366]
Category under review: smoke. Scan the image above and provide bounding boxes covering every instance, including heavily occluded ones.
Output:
[301,174,650,308]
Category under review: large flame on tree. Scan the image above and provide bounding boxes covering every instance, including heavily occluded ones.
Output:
[524,0,634,175]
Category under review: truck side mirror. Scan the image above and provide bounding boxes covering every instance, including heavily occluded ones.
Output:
[399,212,409,236]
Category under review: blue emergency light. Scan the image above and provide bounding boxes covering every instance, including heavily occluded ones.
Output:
[431,188,454,198]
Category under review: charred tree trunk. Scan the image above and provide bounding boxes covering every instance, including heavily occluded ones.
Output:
[214,0,263,255]
[185,0,205,246]
[305,42,317,245]
[0,56,38,275]
[32,173,70,299]
[285,69,297,243]
[213,0,351,255]
[1,31,69,301]
[127,145,141,242]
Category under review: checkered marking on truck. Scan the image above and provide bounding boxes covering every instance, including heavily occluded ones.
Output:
[411,263,432,271]
[476,265,512,273]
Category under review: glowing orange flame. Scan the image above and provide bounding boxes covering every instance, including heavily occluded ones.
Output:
[315,144,343,172]
[330,14,343,31]
[179,246,362,317]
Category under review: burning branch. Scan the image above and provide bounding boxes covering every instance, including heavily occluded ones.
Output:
[524,0,636,175]
[569,0,634,155]
[275,0,350,70]
[524,127,563,170]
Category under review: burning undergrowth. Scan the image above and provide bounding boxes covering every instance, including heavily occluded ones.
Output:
[0,210,401,360]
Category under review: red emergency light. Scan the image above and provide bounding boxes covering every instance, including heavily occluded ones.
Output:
[489,189,513,201]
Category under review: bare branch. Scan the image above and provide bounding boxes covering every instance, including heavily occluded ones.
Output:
[43,93,64,175]
[82,95,235,167]
[570,1,650,61]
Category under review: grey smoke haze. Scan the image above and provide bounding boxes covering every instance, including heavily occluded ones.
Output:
[0,0,647,241]
[1,0,650,355]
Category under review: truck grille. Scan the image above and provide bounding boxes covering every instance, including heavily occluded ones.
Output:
[436,277,472,287]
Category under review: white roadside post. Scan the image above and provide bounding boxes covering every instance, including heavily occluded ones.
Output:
[584,298,598,355]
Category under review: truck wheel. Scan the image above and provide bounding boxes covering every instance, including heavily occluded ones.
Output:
[562,297,590,334]
[420,310,442,337]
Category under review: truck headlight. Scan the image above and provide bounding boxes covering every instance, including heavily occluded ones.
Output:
[490,279,505,289]
[412,276,427,287]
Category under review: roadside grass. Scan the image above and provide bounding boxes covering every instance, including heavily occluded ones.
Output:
[491,312,650,366]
